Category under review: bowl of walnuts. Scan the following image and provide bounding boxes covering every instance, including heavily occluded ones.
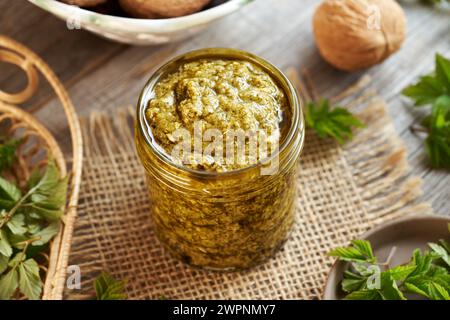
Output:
[28,0,253,45]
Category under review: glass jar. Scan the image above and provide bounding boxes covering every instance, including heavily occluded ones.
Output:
[135,48,305,270]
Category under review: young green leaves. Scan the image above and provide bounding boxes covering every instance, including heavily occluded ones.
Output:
[403,54,450,168]
[305,99,364,144]
[328,230,450,300]
[0,138,20,172]
[0,158,68,300]
[94,272,127,300]
[329,239,376,263]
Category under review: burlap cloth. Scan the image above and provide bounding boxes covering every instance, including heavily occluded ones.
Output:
[64,74,432,300]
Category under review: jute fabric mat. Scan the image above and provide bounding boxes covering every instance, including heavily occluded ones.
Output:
[64,75,432,300]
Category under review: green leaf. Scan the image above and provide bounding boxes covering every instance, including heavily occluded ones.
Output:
[402,54,450,106]
[388,265,416,281]
[94,272,127,300]
[436,54,450,93]
[404,282,430,298]
[438,239,450,254]
[328,247,368,263]
[17,259,42,300]
[27,170,42,190]
[27,159,68,220]
[402,75,446,106]
[378,272,406,300]
[344,290,381,300]
[342,277,366,293]
[351,240,375,261]
[31,221,60,246]
[429,242,450,267]
[428,282,450,300]
[8,233,28,250]
[8,252,25,268]
[0,254,8,274]
[0,138,20,172]
[305,99,364,144]
[328,240,376,263]
[30,205,64,221]
[0,229,12,257]
[0,176,21,207]
[409,249,435,277]
[423,95,450,168]
[7,213,27,235]
[0,268,18,300]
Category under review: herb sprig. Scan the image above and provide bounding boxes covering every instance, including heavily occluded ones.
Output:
[329,227,450,300]
[403,53,450,168]
[94,272,127,300]
[0,140,68,300]
[305,99,364,144]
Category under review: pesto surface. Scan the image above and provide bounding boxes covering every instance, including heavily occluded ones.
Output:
[146,59,287,171]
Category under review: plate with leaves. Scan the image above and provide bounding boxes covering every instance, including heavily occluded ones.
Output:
[0,36,82,300]
[323,215,450,300]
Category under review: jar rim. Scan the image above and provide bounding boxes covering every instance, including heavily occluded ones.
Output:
[136,48,304,178]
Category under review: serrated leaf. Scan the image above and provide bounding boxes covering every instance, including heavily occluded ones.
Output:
[328,240,376,263]
[429,242,450,267]
[0,229,12,257]
[436,53,450,93]
[18,259,42,300]
[0,176,21,205]
[305,99,364,144]
[0,268,18,300]
[379,273,406,300]
[428,282,450,300]
[31,176,68,210]
[94,272,127,300]
[0,254,8,274]
[7,213,27,235]
[328,247,368,263]
[404,282,430,298]
[31,221,60,246]
[30,205,64,221]
[342,277,366,293]
[409,249,434,277]
[402,75,446,106]
[351,240,375,262]
[388,265,416,281]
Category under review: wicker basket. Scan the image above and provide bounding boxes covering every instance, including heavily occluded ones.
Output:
[0,36,83,300]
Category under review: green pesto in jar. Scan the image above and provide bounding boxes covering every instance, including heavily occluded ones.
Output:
[137,50,303,270]
[145,59,288,172]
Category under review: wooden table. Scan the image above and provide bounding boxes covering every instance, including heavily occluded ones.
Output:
[1,0,449,214]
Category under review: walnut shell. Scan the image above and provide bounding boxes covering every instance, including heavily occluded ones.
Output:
[119,0,211,18]
[119,0,160,18]
[60,0,108,7]
[313,0,407,72]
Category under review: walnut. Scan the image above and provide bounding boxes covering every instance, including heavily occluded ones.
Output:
[118,0,211,18]
[313,0,407,71]
[60,0,108,7]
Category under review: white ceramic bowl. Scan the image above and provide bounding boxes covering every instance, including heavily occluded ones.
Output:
[28,0,254,45]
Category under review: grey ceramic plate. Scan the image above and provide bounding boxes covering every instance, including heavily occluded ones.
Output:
[323,215,450,300]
